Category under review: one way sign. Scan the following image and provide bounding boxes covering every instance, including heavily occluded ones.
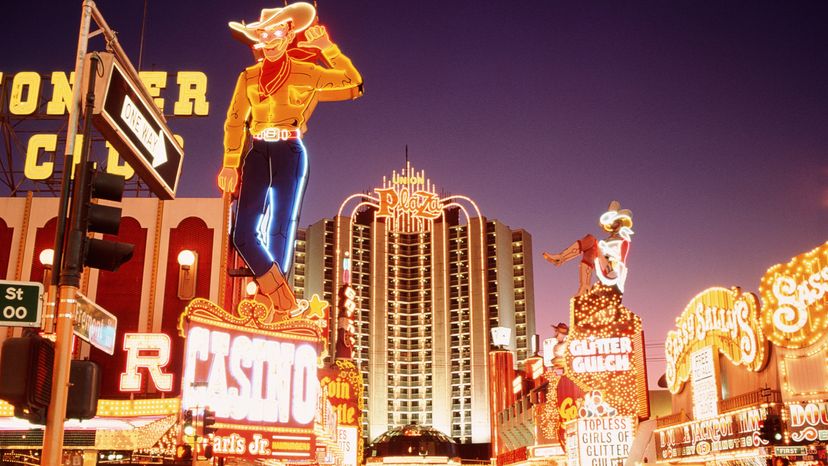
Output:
[85,52,183,200]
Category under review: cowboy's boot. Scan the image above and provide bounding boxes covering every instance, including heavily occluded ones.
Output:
[255,263,298,321]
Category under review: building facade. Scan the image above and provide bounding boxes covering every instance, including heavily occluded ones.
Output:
[294,163,537,444]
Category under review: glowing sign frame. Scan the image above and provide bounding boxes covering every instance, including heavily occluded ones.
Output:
[760,242,828,349]
[563,285,649,419]
[655,405,769,461]
[179,298,327,461]
[664,287,768,394]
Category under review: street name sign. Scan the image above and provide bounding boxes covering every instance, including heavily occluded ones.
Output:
[0,280,44,328]
[74,292,118,355]
[85,52,183,200]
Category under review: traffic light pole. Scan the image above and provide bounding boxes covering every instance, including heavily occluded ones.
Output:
[41,24,99,466]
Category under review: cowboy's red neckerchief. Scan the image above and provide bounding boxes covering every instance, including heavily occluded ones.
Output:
[258,43,324,98]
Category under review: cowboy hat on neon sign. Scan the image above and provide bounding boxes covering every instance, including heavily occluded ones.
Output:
[229,3,327,61]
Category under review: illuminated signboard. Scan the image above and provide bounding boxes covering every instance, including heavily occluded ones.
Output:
[491,327,511,348]
[760,242,828,349]
[690,346,718,421]
[565,416,635,466]
[664,287,767,394]
[374,166,442,233]
[180,298,326,461]
[538,373,584,446]
[564,285,649,419]
[655,406,767,461]
[787,401,828,442]
[120,333,173,392]
[569,336,632,373]
[320,359,363,466]
[1,70,207,184]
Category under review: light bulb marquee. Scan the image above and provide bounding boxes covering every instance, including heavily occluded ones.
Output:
[320,359,364,466]
[563,284,649,420]
[759,241,828,349]
[178,298,329,461]
[654,405,770,461]
[664,287,768,394]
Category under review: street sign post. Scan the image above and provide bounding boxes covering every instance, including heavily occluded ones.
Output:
[73,292,118,355]
[0,280,44,328]
[84,52,183,200]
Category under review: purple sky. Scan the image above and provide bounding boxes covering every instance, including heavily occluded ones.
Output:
[4,1,828,385]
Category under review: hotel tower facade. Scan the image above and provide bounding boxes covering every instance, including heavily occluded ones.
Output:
[291,163,536,444]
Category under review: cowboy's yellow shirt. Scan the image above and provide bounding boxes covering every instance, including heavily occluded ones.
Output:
[223,44,363,168]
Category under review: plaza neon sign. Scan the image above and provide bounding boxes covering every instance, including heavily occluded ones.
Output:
[760,242,828,349]
[664,287,767,394]
[180,298,326,460]
[373,165,443,232]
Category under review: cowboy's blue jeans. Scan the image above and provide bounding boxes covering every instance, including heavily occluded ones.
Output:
[233,139,308,277]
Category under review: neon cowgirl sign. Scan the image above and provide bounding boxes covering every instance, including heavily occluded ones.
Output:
[180,298,327,460]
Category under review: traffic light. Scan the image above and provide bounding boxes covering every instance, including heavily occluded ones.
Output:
[0,335,54,411]
[760,413,783,443]
[182,409,195,437]
[76,161,134,272]
[66,360,101,420]
[175,444,192,461]
[203,407,217,436]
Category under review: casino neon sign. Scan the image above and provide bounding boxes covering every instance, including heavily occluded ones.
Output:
[180,298,327,460]
[664,287,767,394]
[760,242,828,349]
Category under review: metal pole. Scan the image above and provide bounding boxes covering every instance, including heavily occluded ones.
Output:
[89,3,168,123]
[48,0,94,313]
[41,49,101,466]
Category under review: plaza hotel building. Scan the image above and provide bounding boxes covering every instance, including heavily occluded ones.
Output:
[291,163,537,444]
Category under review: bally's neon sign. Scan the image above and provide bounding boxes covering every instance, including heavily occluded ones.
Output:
[181,325,318,425]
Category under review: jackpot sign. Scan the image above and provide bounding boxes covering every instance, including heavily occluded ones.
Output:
[180,299,325,461]
[760,242,828,349]
[664,287,767,394]
[655,406,767,461]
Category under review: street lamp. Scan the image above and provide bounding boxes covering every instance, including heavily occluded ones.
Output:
[177,250,198,300]
[39,249,57,334]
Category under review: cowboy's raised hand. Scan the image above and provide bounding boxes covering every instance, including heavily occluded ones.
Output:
[298,25,333,50]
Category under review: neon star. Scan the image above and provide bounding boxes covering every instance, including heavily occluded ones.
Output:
[306,294,329,320]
